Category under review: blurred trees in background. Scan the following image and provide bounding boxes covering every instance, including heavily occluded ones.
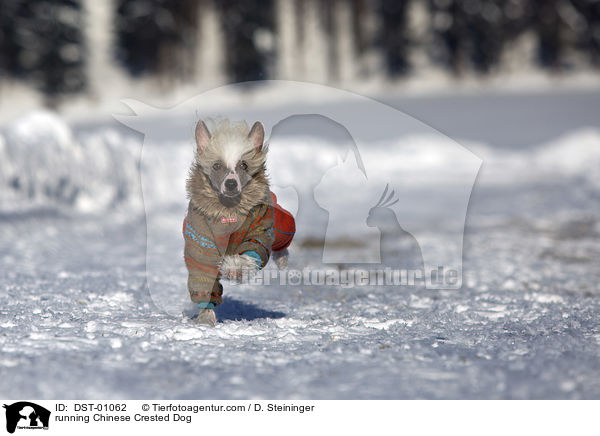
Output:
[115,0,196,78]
[1,0,600,101]
[428,0,510,73]
[218,0,275,83]
[0,0,85,104]
[378,0,411,76]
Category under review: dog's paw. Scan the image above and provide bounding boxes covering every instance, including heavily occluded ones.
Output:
[195,308,217,327]
[272,249,289,269]
[220,254,259,282]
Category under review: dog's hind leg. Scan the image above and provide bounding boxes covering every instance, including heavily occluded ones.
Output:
[272,248,289,269]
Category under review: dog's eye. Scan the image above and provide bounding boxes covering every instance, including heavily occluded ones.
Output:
[212,162,222,171]
[240,161,248,171]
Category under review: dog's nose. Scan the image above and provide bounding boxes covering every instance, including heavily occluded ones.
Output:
[225,179,238,191]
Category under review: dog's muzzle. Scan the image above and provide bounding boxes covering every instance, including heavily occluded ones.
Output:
[221,174,241,197]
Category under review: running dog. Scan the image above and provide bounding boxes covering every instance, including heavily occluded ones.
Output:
[183,119,294,326]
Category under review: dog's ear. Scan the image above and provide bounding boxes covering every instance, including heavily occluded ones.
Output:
[248,121,265,152]
[195,120,211,154]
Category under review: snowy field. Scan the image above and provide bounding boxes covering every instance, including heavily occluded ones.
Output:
[1,88,600,399]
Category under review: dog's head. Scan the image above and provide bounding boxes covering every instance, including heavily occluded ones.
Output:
[190,119,268,209]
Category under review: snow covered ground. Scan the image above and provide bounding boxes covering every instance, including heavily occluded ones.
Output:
[1,88,600,399]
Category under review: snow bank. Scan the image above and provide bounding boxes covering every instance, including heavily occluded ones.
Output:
[1,109,599,216]
[137,128,600,223]
[466,128,600,188]
[0,110,141,214]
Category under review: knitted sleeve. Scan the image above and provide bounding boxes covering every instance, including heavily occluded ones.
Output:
[237,203,275,269]
[183,209,222,304]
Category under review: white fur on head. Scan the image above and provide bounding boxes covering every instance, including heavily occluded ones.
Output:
[196,119,267,171]
[220,253,260,282]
